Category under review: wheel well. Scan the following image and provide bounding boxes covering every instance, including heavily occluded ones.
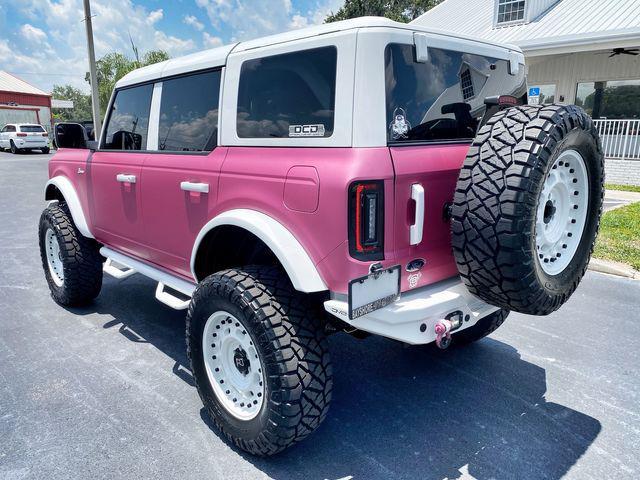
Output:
[193,225,280,281]
[45,184,64,202]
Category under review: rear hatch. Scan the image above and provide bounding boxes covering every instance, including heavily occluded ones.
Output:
[384,42,526,293]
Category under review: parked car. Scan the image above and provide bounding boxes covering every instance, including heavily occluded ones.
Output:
[0,123,50,154]
[39,17,604,456]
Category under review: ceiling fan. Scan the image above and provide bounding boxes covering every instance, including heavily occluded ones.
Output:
[608,47,640,57]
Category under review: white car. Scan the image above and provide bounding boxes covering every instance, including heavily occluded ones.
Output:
[0,123,50,154]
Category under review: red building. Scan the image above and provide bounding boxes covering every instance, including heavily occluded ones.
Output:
[0,71,52,132]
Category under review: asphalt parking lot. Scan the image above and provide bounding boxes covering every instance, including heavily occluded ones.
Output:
[1,151,639,480]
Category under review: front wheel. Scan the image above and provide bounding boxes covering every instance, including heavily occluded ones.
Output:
[187,266,333,456]
[38,202,103,306]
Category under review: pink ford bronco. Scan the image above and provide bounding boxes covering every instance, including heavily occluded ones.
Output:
[40,17,604,456]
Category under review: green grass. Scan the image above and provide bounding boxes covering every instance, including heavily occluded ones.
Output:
[606,183,640,193]
[593,202,640,270]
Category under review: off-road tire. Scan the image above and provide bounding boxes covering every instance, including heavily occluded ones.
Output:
[453,309,509,345]
[451,105,604,315]
[187,266,333,456]
[38,202,103,306]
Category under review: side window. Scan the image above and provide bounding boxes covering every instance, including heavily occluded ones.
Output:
[103,84,153,150]
[7,125,16,132]
[158,70,221,152]
[236,46,337,139]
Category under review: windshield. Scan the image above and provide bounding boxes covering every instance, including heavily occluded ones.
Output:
[385,43,527,143]
[19,125,45,133]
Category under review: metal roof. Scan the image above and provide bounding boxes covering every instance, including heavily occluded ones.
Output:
[0,70,50,96]
[411,0,640,55]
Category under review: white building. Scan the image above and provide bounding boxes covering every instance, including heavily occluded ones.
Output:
[412,0,640,185]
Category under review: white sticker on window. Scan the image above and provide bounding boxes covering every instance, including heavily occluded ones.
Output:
[289,124,325,137]
[390,107,411,140]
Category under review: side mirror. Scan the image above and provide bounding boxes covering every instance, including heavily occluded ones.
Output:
[54,123,89,149]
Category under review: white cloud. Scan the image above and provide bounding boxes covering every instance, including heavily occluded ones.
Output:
[183,14,204,31]
[154,31,196,53]
[5,0,344,94]
[19,24,47,42]
[195,0,344,41]
[6,0,198,93]
[146,9,163,25]
[195,0,299,40]
[289,14,309,29]
[202,32,223,48]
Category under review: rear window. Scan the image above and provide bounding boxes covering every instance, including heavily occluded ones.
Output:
[385,43,526,143]
[19,125,45,132]
[103,84,153,150]
[158,70,221,152]
[236,46,337,139]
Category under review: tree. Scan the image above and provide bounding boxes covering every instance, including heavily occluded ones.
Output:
[325,0,442,23]
[51,85,92,122]
[85,49,169,117]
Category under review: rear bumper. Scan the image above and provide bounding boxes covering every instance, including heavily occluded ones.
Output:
[324,276,499,345]
[15,138,48,148]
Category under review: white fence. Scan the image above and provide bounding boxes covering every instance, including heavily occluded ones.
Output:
[593,119,640,160]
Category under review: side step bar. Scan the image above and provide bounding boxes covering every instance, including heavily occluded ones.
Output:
[100,247,196,310]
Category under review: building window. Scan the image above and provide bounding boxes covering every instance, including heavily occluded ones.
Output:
[528,84,556,105]
[575,79,640,119]
[460,68,475,100]
[497,0,526,24]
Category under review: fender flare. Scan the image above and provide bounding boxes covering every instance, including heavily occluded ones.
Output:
[44,176,94,239]
[190,209,327,293]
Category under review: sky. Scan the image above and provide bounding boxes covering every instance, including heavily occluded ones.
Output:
[0,0,344,94]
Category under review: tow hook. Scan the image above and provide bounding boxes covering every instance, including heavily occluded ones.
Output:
[434,320,453,349]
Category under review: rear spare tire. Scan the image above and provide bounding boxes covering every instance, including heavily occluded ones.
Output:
[451,105,604,315]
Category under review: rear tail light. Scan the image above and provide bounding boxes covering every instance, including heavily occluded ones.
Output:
[348,180,384,261]
[16,133,27,137]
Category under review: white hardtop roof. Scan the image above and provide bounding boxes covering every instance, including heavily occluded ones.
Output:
[411,0,640,56]
[0,71,50,96]
[116,16,521,88]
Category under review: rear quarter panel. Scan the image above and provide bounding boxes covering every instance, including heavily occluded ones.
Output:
[218,147,397,294]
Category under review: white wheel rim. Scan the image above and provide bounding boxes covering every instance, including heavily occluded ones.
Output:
[45,228,64,287]
[535,149,589,276]
[202,311,264,420]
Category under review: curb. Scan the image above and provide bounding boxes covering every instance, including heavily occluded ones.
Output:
[589,258,639,279]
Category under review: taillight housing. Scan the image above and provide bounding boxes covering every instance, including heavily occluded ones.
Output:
[348,180,384,261]
[16,133,27,137]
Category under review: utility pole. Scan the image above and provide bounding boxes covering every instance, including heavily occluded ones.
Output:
[83,0,101,140]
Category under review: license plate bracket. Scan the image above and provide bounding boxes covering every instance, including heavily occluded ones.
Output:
[348,265,401,319]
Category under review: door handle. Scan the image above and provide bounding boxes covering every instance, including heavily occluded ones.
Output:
[410,183,425,245]
[180,181,209,194]
[116,174,136,184]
